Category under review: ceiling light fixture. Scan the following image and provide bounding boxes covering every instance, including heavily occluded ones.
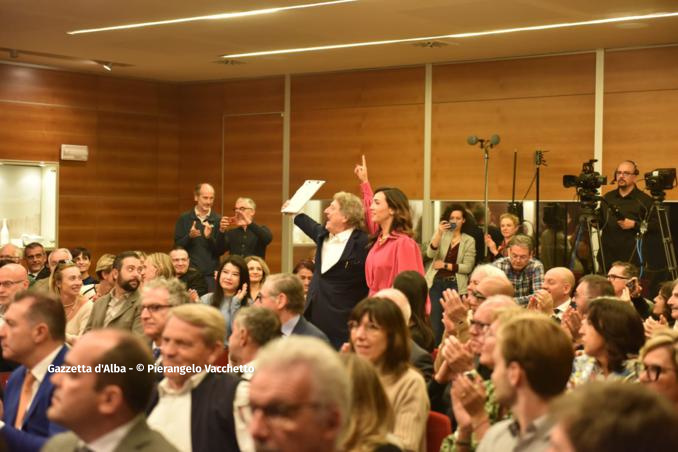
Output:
[101,62,113,71]
[222,11,678,58]
[67,0,356,35]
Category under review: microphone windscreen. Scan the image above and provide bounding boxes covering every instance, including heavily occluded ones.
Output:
[467,135,479,145]
[490,134,500,146]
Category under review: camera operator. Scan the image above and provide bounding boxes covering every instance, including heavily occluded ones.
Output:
[600,160,654,271]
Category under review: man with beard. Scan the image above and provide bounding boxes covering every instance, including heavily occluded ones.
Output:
[84,251,144,335]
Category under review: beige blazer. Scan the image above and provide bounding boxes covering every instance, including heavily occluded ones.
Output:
[84,289,143,335]
[424,232,476,295]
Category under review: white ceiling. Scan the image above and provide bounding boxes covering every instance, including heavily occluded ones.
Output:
[1,0,677,82]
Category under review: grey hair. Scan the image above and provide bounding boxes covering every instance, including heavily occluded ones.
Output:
[471,264,507,280]
[142,277,190,307]
[237,197,256,210]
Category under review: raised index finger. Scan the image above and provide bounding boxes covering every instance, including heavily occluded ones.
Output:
[362,154,366,167]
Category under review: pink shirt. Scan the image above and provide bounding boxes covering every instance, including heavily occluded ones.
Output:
[361,182,425,295]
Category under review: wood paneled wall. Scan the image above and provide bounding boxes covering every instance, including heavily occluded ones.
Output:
[432,54,596,200]
[0,64,180,265]
[603,47,678,200]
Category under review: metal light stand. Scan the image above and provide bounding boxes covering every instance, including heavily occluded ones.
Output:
[481,143,492,258]
[648,190,678,280]
[571,198,606,275]
[534,150,546,259]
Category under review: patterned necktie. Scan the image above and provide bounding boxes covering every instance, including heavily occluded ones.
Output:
[152,347,161,360]
[14,370,36,428]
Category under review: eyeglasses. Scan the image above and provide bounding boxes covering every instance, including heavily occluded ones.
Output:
[141,304,171,314]
[615,171,635,177]
[57,259,75,266]
[509,254,530,262]
[469,319,491,331]
[639,362,676,382]
[0,280,25,289]
[237,402,322,426]
[607,274,629,281]
[347,320,382,334]
[234,207,253,212]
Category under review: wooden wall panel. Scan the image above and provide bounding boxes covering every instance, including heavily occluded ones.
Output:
[603,90,678,200]
[0,65,98,108]
[223,114,283,272]
[292,67,424,110]
[605,46,678,93]
[223,77,285,114]
[291,105,425,199]
[431,95,595,200]
[433,54,596,102]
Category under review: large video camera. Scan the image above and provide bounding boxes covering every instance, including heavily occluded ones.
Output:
[563,159,607,206]
[644,168,677,198]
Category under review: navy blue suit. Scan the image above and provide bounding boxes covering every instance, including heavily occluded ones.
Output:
[291,316,330,343]
[1,345,67,452]
[294,214,369,349]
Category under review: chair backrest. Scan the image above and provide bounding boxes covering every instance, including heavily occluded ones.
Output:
[426,411,452,452]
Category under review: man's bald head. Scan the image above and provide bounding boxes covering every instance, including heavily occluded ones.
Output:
[48,248,72,273]
[0,244,22,263]
[543,267,575,305]
[477,275,515,299]
[375,288,411,324]
[0,263,29,306]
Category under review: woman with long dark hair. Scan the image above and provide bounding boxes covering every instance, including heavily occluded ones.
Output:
[200,255,251,336]
[393,270,435,352]
[424,203,476,343]
[354,155,424,295]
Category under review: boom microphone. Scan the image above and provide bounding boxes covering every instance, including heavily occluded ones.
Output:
[467,134,500,148]
[467,135,480,145]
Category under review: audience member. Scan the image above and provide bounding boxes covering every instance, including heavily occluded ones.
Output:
[492,234,544,306]
[247,336,349,452]
[535,266,575,319]
[174,182,224,291]
[50,261,92,345]
[70,247,96,285]
[142,252,175,282]
[287,191,369,348]
[393,270,435,352]
[606,260,653,319]
[561,274,615,345]
[340,353,403,452]
[140,277,190,362]
[93,253,115,300]
[259,273,329,341]
[639,329,678,411]
[169,247,208,298]
[0,292,68,451]
[425,203,477,343]
[245,255,269,303]
[668,279,678,322]
[0,263,29,324]
[354,155,425,295]
[464,264,510,312]
[292,258,314,298]
[148,304,245,452]
[349,297,429,451]
[485,213,520,261]
[0,244,21,264]
[85,251,143,335]
[31,248,72,294]
[23,243,48,286]
[652,280,675,325]
[549,382,678,452]
[43,329,177,452]
[376,288,434,383]
[219,196,273,259]
[201,256,251,338]
[569,297,645,388]
[477,314,573,452]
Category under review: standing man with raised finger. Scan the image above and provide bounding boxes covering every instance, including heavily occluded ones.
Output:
[175,183,224,291]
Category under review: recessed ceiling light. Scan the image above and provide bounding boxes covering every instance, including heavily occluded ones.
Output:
[222,11,678,58]
[68,0,356,34]
[412,41,449,48]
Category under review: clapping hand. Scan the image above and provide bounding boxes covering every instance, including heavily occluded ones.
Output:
[189,221,201,238]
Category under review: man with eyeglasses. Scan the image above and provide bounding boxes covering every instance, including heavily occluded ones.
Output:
[0,243,22,265]
[600,160,654,271]
[606,260,654,319]
[23,242,49,287]
[218,197,272,259]
[139,277,190,364]
[639,329,678,411]
[492,234,544,306]
[0,263,29,325]
[148,304,246,452]
[247,336,350,452]
[31,248,72,294]
[175,183,225,291]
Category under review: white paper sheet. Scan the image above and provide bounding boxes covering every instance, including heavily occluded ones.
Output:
[282,180,326,214]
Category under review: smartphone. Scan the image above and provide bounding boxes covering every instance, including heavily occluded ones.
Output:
[625,278,637,291]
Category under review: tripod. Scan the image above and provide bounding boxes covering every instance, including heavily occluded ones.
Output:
[646,190,678,280]
[570,202,606,275]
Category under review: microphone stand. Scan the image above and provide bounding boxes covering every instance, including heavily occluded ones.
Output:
[534,150,546,259]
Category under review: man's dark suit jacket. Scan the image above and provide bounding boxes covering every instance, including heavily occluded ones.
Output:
[291,316,329,343]
[409,339,433,383]
[1,345,68,452]
[294,214,369,349]
[28,266,50,287]
[149,373,241,452]
[179,267,208,297]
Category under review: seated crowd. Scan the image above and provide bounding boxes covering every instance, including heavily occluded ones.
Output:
[0,163,676,452]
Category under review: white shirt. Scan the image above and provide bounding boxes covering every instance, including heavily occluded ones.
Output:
[25,345,63,412]
[233,359,256,452]
[81,415,138,452]
[554,298,573,320]
[321,228,354,274]
[148,371,208,452]
[281,315,301,337]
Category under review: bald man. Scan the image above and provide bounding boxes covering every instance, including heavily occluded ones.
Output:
[0,244,22,264]
[0,263,29,320]
[540,267,575,319]
[375,288,433,383]
[31,248,72,294]
[474,275,515,308]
